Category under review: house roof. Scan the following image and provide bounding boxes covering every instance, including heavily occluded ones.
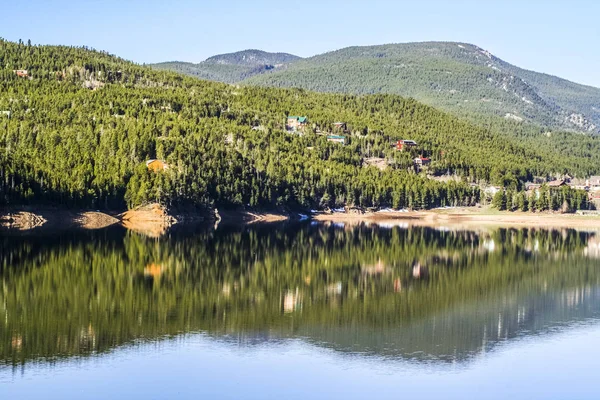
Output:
[400,140,417,144]
[547,179,565,187]
[568,178,586,186]
[327,135,346,139]
[288,116,307,123]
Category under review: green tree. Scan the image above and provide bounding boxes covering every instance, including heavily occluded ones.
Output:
[492,190,506,210]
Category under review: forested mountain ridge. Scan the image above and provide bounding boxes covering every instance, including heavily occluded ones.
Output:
[203,49,300,66]
[0,39,596,211]
[240,42,600,133]
[150,49,301,84]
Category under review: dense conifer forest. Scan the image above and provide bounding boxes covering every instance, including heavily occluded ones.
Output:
[0,39,596,211]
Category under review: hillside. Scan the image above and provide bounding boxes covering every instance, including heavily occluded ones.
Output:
[0,40,597,212]
[242,42,600,133]
[150,49,301,84]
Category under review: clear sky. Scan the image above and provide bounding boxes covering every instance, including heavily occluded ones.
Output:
[1,0,598,87]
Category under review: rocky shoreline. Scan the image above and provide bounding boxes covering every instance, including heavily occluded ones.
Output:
[0,204,294,236]
[2,205,600,236]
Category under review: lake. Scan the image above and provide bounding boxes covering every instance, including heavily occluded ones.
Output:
[1,222,600,399]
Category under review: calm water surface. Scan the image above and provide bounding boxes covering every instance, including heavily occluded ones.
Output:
[1,222,600,399]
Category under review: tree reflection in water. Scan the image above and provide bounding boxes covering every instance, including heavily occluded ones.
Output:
[1,223,600,367]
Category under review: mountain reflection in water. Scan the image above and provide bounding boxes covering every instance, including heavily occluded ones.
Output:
[1,223,600,369]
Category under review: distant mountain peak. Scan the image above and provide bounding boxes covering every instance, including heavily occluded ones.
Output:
[150,50,302,84]
[203,49,301,66]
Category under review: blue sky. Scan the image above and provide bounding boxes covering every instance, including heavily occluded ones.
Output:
[1,0,599,87]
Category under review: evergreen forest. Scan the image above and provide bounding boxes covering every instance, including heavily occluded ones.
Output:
[1,40,597,211]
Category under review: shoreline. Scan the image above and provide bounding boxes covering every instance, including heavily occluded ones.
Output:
[2,205,600,235]
[0,204,291,236]
[311,208,600,229]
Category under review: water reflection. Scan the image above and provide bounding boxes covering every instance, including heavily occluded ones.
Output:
[1,223,600,369]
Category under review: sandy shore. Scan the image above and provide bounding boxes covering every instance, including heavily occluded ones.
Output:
[312,207,600,230]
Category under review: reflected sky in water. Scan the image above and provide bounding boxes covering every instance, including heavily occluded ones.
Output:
[1,222,600,399]
[3,324,600,400]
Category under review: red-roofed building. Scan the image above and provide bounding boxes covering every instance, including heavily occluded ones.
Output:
[396,140,417,151]
[414,157,431,168]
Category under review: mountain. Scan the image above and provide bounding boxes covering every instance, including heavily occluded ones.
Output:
[150,50,301,84]
[203,49,301,66]
[240,42,600,133]
[1,39,598,212]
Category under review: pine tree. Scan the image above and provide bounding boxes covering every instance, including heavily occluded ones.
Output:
[492,190,506,210]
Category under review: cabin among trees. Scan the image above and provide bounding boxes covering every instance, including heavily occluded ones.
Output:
[396,140,418,151]
[547,179,566,188]
[327,135,346,145]
[13,69,28,77]
[286,116,307,131]
[414,156,430,168]
[146,159,169,172]
[589,176,600,191]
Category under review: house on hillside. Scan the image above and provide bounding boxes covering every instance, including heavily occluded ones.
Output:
[547,179,566,188]
[568,178,589,191]
[13,70,28,78]
[146,159,169,172]
[327,135,346,145]
[589,176,600,191]
[414,156,431,168]
[286,116,308,131]
[396,140,418,151]
[398,140,418,151]
[484,186,503,197]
